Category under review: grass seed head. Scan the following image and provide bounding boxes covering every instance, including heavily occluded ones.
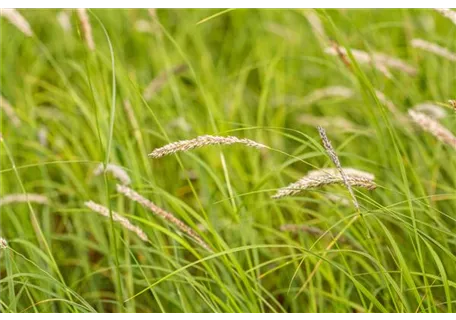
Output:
[149,135,266,158]
[0,9,33,37]
[116,184,211,251]
[84,200,149,242]
[408,110,456,149]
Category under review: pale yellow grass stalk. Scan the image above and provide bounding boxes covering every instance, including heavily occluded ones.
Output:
[272,167,376,199]
[0,95,21,127]
[0,194,48,206]
[317,126,360,210]
[149,135,266,158]
[411,38,456,62]
[435,8,456,26]
[93,163,131,185]
[0,9,33,36]
[116,184,211,251]
[0,237,8,249]
[57,11,72,33]
[412,103,447,119]
[143,64,188,100]
[408,110,456,149]
[84,201,149,242]
[76,9,95,51]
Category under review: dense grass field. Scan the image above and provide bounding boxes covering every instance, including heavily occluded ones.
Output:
[1,8,456,313]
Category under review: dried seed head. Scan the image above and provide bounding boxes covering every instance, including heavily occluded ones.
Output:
[411,38,456,62]
[435,8,456,25]
[116,184,211,251]
[76,9,95,51]
[93,163,131,185]
[408,110,456,149]
[412,103,447,119]
[84,201,149,242]
[317,127,363,211]
[325,45,416,76]
[373,52,417,76]
[0,9,33,36]
[0,237,8,249]
[0,95,21,127]
[57,11,72,33]
[0,194,48,206]
[149,135,266,158]
[272,167,375,199]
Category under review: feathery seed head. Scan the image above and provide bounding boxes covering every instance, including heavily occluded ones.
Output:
[412,103,447,119]
[57,11,72,32]
[408,110,456,149]
[0,194,48,206]
[0,9,33,36]
[116,184,211,251]
[76,9,95,51]
[149,135,266,158]
[434,8,456,25]
[411,38,456,61]
[84,200,148,242]
[272,167,375,199]
[93,163,131,185]
[0,95,21,127]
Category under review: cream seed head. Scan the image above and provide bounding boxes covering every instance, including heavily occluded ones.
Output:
[93,163,131,185]
[116,184,212,251]
[412,103,447,119]
[0,194,48,206]
[434,8,456,26]
[0,9,33,37]
[411,38,456,62]
[76,9,95,51]
[149,135,267,158]
[272,167,376,199]
[84,201,149,242]
[408,110,456,149]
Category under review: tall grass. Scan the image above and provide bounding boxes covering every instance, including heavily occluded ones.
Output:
[1,8,455,312]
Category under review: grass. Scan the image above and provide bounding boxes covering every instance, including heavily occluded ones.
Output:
[0,8,455,313]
